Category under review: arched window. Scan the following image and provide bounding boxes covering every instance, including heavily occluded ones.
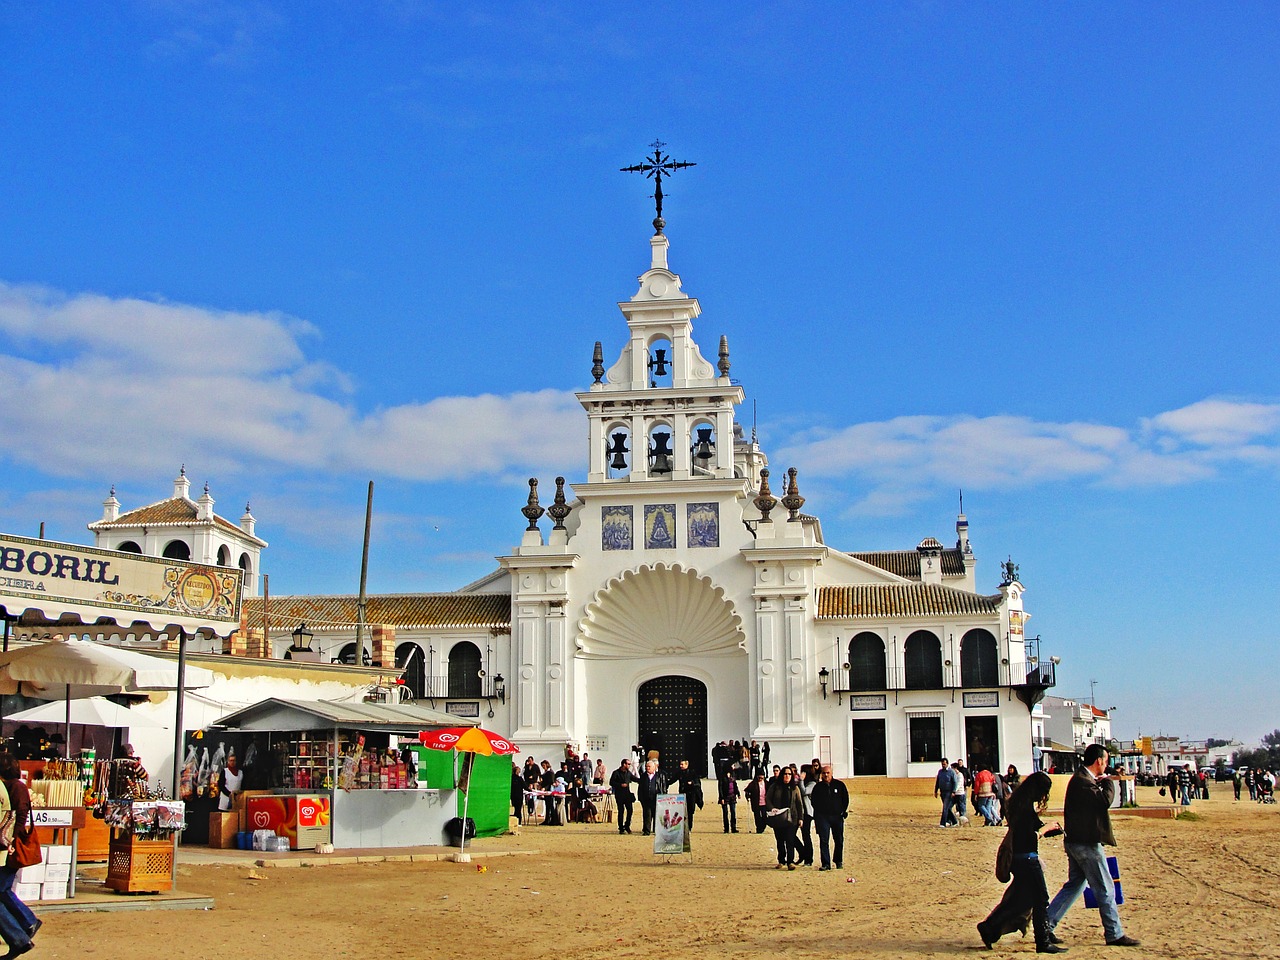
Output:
[396,642,426,699]
[903,630,943,689]
[238,553,252,575]
[447,641,482,698]
[217,545,230,566]
[847,632,887,691]
[117,541,142,553]
[960,629,1000,687]
[162,540,190,560]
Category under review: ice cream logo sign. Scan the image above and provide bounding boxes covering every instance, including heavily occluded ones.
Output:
[252,810,272,828]
[298,801,320,827]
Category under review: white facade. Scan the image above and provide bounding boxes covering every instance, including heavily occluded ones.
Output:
[240,228,1055,778]
[88,468,267,596]
[488,230,1050,777]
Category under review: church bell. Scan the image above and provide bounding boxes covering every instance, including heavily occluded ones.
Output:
[607,431,630,471]
[649,431,673,474]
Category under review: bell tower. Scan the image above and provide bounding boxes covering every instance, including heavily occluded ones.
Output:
[579,232,744,483]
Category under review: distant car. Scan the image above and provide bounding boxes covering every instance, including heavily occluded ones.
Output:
[1215,767,1235,781]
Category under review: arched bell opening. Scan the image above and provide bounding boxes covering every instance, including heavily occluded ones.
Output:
[647,422,675,477]
[161,539,191,560]
[646,335,673,388]
[689,419,716,476]
[605,423,633,479]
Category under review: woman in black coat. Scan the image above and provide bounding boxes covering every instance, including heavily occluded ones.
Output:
[765,769,805,869]
[977,771,1064,953]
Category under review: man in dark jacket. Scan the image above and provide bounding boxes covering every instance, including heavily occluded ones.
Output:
[672,759,704,832]
[810,765,850,871]
[609,759,639,835]
[637,759,668,836]
[934,758,956,827]
[1046,744,1139,947]
[717,773,740,833]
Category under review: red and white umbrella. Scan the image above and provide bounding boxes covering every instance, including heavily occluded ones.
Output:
[418,726,518,859]
[418,727,518,756]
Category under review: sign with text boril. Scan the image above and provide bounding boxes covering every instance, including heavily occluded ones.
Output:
[653,794,689,855]
[0,533,243,634]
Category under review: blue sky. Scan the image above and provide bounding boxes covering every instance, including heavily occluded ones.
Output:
[2,3,1277,744]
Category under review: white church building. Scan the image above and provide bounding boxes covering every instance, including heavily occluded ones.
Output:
[245,224,1057,779]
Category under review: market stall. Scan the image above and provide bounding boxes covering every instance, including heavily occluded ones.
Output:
[207,697,484,850]
[0,533,242,897]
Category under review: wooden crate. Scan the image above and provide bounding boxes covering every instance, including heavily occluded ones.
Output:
[208,812,240,849]
[105,835,174,894]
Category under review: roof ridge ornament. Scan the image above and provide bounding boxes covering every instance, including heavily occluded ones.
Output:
[521,478,545,531]
[753,468,778,521]
[781,467,806,521]
[620,139,696,235]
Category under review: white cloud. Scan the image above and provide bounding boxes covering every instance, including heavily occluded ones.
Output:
[1144,398,1280,448]
[776,398,1280,517]
[0,282,580,483]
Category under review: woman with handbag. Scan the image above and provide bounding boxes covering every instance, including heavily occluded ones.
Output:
[977,771,1064,954]
[0,752,38,958]
[765,768,804,870]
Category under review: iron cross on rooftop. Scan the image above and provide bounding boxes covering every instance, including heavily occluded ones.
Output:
[620,140,696,235]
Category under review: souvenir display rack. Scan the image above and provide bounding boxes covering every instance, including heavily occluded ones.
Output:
[103,798,185,894]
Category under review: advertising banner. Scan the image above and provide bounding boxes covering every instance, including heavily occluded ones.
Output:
[653,794,689,855]
[0,533,243,634]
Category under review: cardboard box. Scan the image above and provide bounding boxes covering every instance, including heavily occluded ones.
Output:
[41,880,68,901]
[42,862,71,883]
[44,844,73,865]
[15,863,44,884]
[208,811,240,849]
[12,882,40,901]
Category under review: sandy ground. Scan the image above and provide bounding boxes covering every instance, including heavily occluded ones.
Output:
[28,784,1280,960]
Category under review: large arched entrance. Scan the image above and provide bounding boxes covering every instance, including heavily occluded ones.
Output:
[637,676,707,779]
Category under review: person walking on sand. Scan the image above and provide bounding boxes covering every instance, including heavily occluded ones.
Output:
[766,768,804,869]
[1045,744,1139,948]
[811,764,849,871]
[718,771,740,833]
[977,771,1065,953]
[610,758,639,835]
[935,758,957,827]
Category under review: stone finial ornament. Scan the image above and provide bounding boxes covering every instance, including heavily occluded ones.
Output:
[753,468,778,521]
[548,476,571,530]
[522,478,545,531]
[718,335,730,377]
[781,467,806,521]
[592,341,604,384]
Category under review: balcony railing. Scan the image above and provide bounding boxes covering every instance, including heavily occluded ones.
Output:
[412,674,505,702]
[830,659,1056,694]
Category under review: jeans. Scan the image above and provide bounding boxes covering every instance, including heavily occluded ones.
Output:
[938,792,955,825]
[976,796,999,825]
[771,818,798,865]
[814,814,844,868]
[797,815,813,864]
[1047,842,1124,942]
[721,801,737,832]
[0,866,34,950]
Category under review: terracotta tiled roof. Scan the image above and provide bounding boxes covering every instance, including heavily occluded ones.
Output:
[816,583,1001,619]
[89,497,265,545]
[241,593,511,630]
[850,548,966,579]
